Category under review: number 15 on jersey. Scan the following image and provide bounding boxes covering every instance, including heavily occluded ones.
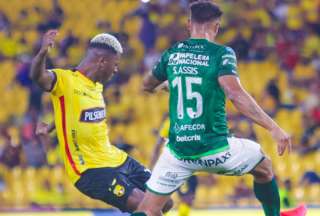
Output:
[172,76,203,119]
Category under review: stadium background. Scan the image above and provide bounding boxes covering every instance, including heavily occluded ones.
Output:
[0,0,319,215]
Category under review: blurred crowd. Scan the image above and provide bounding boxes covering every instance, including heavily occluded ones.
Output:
[0,0,319,208]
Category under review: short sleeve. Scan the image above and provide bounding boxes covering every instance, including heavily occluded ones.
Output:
[49,69,68,96]
[152,50,169,82]
[217,47,238,77]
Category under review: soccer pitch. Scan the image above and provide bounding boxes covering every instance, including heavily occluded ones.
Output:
[167,209,319,216]
[0,209,319,216]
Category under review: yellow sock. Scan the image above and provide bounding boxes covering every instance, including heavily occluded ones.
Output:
[178,203,191,216]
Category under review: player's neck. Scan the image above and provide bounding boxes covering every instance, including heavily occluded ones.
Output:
[190,24,217,43]
[76,65,99,83]
[190,32,216,43]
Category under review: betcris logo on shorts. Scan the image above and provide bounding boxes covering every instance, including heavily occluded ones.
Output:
[80,107,106,123]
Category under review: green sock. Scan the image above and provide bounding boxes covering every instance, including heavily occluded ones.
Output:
[254,177,280,216]
[131,212,147,216]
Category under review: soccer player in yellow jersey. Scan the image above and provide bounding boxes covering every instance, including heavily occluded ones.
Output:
[30,30,172,213]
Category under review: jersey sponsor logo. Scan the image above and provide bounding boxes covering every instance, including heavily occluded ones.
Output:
[176,134,201,142]
[221,54,237,67]
[180,152,232,167]
[173,66,199,75]
[80,107,106,123]
[174,123,206,133]
[177,43,205,49]
[222,58,237,67]
[168,52,209,66]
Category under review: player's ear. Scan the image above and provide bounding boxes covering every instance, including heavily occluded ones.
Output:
[187,18,191,32]
[214,20,220,35]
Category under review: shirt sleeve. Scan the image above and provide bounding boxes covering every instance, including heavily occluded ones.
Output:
[217,46,238,77]
[152,50,169,82]
[49,69,68,96]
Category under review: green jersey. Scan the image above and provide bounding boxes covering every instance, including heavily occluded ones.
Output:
[152,38,238,159]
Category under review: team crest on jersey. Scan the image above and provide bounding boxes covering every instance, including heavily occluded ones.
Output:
[80,107,106,123]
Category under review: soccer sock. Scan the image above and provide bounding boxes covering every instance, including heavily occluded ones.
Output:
[131,213,147,216]
[254,177,280,216]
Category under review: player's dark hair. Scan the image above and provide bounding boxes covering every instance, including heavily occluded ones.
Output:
[190,1,223,24]
[88,42,117,55]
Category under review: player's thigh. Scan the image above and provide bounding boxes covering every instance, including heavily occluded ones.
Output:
[203,137,265,176]
[147,147,194,195]
[75,165,139,213]
[124,157,151,191]
[120,157,173,213]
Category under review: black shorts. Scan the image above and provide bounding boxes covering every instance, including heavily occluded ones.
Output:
[75,157,151,212]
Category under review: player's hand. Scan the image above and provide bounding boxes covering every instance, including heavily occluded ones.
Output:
[36,122,50,136]
[40,29,58,52]
[270,126,292,156]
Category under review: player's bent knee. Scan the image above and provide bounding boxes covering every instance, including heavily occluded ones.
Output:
[251,157,274,182]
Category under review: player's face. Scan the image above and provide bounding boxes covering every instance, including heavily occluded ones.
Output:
[99,54,120,81]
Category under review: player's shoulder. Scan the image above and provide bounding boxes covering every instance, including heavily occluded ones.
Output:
[48,68,76,77]
[48,68,74,73]
[215,44,236,56]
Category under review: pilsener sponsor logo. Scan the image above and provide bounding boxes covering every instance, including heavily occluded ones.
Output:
[80,107,106,123]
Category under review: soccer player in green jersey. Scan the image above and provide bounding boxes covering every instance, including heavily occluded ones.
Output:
[132,1,306,216]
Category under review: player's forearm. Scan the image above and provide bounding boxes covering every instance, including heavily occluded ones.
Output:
[142,72,164,93]
[30,49,49,87]
[230,90,278,131]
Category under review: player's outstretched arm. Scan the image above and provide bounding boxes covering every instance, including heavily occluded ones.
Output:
[142,72,166,93]
[218,75,292,156]
[30,29,57,91]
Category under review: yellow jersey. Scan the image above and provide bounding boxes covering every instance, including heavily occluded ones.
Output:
[50,69,127,184]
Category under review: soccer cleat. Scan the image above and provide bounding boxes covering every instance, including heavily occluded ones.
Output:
[280,204,307,216]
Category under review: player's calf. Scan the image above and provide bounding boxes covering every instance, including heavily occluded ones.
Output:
[250,157,280,216]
